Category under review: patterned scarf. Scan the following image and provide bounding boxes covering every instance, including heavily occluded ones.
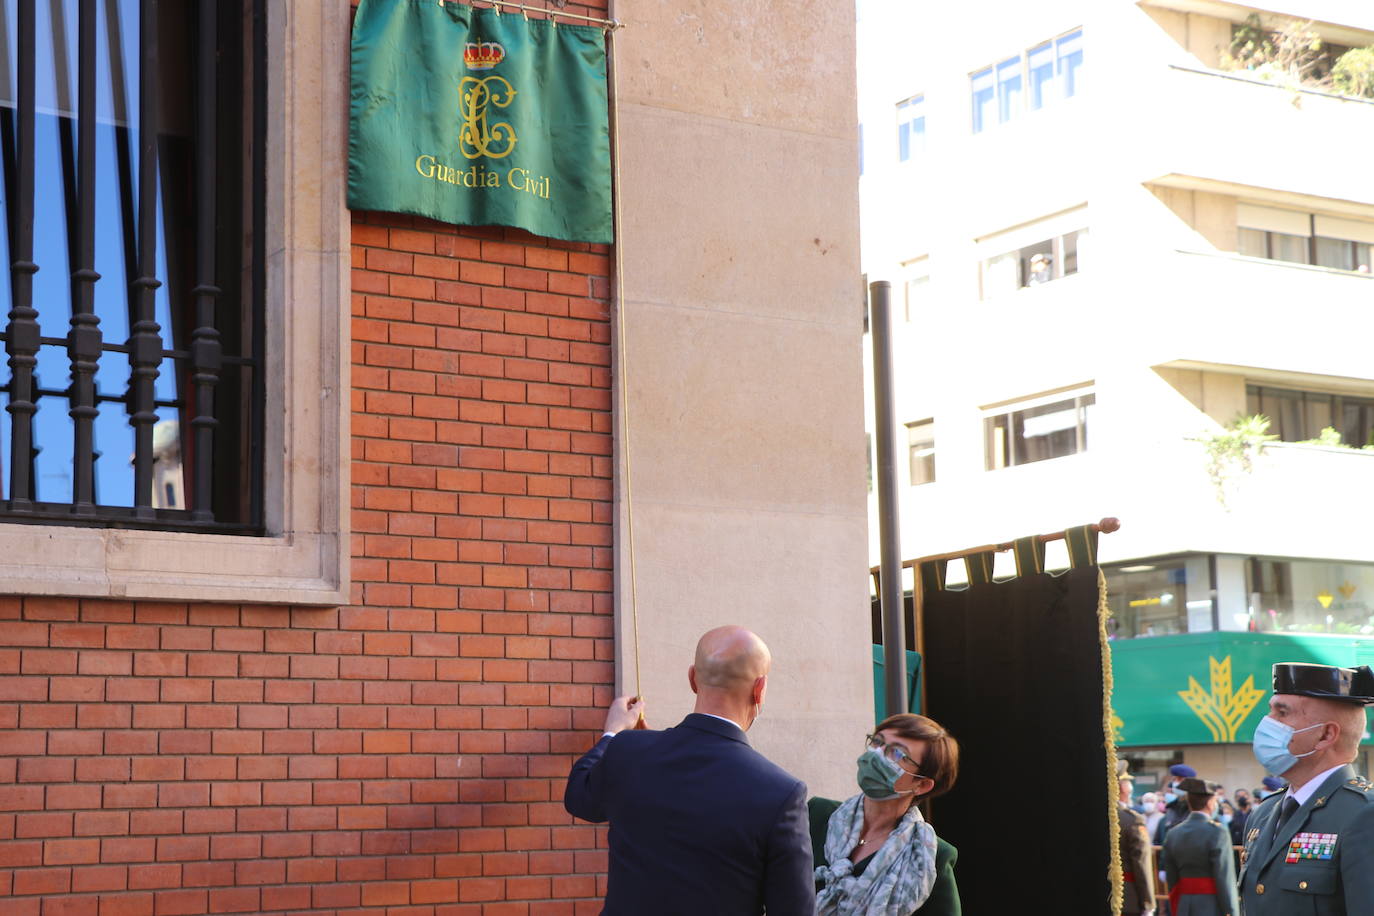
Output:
[814,793,938,916]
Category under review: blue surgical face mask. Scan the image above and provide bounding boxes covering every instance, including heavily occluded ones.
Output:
[855,749,915,801]
[1163,792,1178,804]
[1252,715,1325,776]
[1220,813,1233,825]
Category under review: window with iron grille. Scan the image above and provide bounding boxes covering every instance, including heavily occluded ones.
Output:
[0,0,261,531]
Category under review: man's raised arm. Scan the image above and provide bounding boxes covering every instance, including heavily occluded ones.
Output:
[563,695,645,823]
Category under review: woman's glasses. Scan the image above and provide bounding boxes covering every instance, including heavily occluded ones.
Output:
[865,734,923,776]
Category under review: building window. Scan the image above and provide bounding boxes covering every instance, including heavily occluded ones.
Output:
[996,58,1021,124]
[985,390,1094,470]
[866,432,873,492]
[972,28,1082,132]
[902,272,928,322]
[896,95,925,161]
[1104,557,1209,639]
[906,420,935,485]
[1057,29,1083,98]
[971,67,995,133]
[1028,40,1054,109]
[0,0,260,531]
[979,228,1086,299]
[1247,385,1374,446]
[1247,557,1374,635]
[1237,206,1374,273]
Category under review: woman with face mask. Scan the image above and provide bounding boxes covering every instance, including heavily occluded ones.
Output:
[808,713,961,915]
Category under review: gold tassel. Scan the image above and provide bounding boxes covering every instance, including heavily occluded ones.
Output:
[1098,568,1124,916]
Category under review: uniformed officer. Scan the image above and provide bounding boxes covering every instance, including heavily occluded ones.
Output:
[1161,777,1239,916]
[1154,763,1196,844]
[1256,776,1285,802]
[1118,765,1156,916]
[1239,662,1374,915]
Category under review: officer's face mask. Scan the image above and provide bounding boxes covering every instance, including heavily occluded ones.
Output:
[855,749,916,801]
[1252,715,1326,776]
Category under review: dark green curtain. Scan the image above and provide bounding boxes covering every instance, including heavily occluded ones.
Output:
[922,558,1118,914]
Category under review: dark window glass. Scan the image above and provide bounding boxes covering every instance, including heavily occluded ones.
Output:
[1315,236,1355,271]
[981,228,1086,297]
[1028,41,1054,109]
[897,95,925,162]
[1062,229,1081,275]
[1270,232,1310,264]
[1104,558,1200,638]
[1238,227,1268,259]
[1057,29,1083,97]
[1249,384,1374,445]
[996,57,1021,123]
[903,274,928,322]
[1246,558,1374,635]
[0,0,260,529]
[985,392,1093,469]
[971,67,994,133]
[906,420,935,485]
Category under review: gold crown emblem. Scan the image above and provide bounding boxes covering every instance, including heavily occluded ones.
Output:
[464,41,505,70]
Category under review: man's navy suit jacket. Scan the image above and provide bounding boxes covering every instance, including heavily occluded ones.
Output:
[564,713,815,915]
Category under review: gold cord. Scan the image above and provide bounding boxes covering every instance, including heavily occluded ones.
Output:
[1098,569,1124,916]
[606,27,643,706]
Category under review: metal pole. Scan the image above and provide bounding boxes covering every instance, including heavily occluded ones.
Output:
[870,280,907,717]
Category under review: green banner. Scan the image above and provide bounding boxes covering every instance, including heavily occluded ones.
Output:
[349,0,613,243]
[1110,632,1374,746]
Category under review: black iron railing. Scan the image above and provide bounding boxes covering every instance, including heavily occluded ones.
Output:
[0,0,261,533]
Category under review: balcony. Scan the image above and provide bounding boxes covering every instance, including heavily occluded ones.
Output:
[1132,65,1374,208]
[1123,248,1374,380]
[867,425,1373,571]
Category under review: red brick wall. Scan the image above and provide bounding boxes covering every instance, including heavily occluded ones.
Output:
[0,211,616,915]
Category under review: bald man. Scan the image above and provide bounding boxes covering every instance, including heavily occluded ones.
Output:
[563,626,814,914]
[1239,663,1374,915]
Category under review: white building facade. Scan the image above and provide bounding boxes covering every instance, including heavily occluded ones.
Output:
[858,0,1374,794]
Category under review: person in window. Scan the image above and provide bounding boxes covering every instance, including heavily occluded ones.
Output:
[810,714,961,915]
[1025,251,1052,286]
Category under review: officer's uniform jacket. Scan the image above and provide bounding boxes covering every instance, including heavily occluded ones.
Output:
[1239,764,1374,915]
[1162,810,1239,916]
[1118,803,1156,915]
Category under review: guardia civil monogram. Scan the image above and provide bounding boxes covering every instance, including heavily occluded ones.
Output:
[1177,655,1264,742]
[459,75,518,160]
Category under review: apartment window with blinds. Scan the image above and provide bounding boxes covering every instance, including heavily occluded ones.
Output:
[985,390,1094,470]
[1247,385,1374,447]
[1237,204,1374,273]
[0,0,262,530]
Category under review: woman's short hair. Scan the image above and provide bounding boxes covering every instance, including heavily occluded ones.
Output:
[875,712,960,799]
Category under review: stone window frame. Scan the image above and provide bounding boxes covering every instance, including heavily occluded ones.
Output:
[0,2,351,606]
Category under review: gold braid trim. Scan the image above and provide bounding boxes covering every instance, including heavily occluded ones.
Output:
[1099,568,1124,916]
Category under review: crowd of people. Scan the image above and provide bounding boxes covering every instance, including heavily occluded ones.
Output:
[1116,664,1374,916]
[563,627,1374,915]
[1119,764,1294,916]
